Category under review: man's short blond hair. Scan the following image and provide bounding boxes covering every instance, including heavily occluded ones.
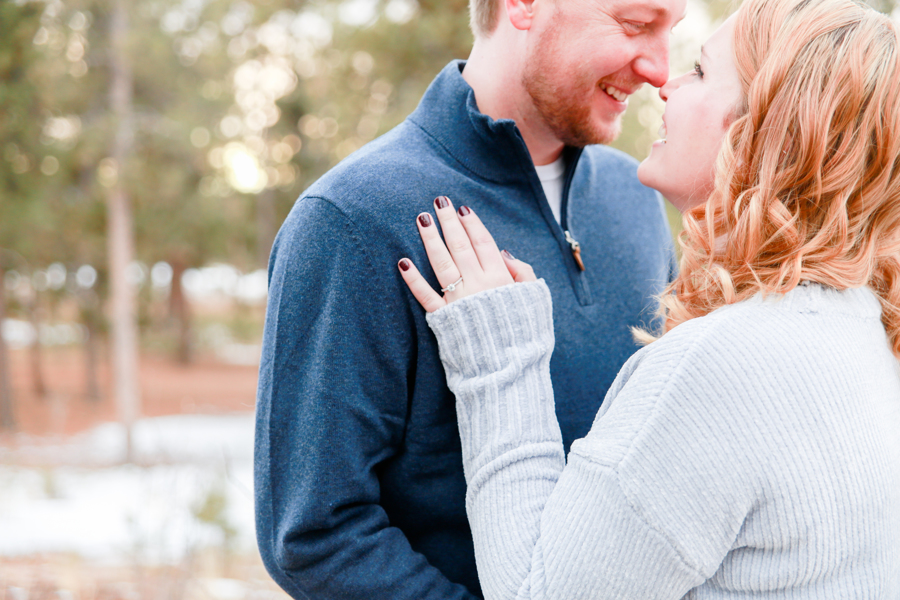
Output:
[469,0,502,37]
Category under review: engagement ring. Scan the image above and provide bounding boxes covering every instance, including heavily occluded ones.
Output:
[441,277,463,293]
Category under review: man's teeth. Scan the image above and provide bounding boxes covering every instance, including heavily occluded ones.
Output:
[658,123,667,142]
[600,84,628,103]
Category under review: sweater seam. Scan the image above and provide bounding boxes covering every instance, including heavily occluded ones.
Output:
[298,195,386,292]
[592,460,707,579]
[575,315,722,576]
[263,195,406,597]
[296,194,415,444]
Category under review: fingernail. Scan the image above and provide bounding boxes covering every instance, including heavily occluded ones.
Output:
[501,249,516,260]
[418,213,433,227]
[458,205,471,217]
[398,259,411,272]
[435,196,450,209]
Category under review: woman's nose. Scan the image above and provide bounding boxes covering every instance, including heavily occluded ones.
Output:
[659,80,672,102]
[659,73,687,102]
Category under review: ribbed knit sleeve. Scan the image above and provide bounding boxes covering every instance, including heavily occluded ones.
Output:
[426,281,561,480]
[427,281,563,599]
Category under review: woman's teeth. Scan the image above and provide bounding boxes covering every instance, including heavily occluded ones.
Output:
[600,84,628,103]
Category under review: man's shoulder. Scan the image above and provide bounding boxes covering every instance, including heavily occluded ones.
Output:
[276,121,459,252]
[302,120,450,208]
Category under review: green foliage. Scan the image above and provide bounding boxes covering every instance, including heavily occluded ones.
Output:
[0,1,48,265]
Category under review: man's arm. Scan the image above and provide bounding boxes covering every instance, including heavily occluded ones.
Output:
[254,196,479,600]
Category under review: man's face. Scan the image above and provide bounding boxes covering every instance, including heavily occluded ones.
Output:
[523,0,687,146]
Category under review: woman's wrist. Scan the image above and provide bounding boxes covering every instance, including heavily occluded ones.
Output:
[426,280,554,381]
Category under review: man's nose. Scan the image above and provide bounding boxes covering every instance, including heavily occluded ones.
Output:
[633,35,670,89]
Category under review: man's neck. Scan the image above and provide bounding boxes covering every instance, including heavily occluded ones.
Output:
[461,41,565,166]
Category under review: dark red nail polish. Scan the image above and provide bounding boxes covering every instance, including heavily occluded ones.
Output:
[458,205,471,217]
[418,213,433,227]
[501,249,516,260]
[435,196,450,209]
[398,259,411,272]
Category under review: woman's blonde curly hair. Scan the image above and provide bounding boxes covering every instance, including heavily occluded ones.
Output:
[641,0,900,357]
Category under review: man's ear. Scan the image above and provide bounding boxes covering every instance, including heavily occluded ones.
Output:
[506,0,538,31]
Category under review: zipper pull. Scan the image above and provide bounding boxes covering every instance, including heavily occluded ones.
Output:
[565,230,585,271]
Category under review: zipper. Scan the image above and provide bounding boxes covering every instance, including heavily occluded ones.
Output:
[565,230,585,271]
[559,147,586,274]
[514,138,591,304]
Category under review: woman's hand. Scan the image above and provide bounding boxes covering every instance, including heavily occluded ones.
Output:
[398,195,537,313]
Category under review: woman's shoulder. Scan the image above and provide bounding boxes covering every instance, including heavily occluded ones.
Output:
[594,283,889,427]
[576,284,897,481]
[649,282,882,360]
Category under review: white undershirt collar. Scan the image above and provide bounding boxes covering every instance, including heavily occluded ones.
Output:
[534,156,566,224]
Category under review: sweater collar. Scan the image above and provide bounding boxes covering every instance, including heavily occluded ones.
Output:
[408,60,584,185]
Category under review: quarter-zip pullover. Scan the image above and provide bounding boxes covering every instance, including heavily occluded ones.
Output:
[254,60,676,600]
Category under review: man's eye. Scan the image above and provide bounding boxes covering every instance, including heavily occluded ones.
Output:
[694,60,705,78]
[623,21,649,34]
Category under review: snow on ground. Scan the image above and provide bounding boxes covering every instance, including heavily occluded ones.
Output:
[0,413,256,564]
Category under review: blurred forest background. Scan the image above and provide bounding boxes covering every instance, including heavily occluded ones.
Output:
[1,0,897,597]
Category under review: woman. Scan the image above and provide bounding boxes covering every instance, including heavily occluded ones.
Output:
[397,0,900,596]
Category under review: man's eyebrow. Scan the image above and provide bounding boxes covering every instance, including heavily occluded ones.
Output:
[623,1,667,17]
[642,1,683,19]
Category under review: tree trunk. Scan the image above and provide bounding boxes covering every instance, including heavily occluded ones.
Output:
[28,293,47,398]
[169,259,193,365]
[0,265,16,430]
[82,290,102,402]
[107,0,140,462]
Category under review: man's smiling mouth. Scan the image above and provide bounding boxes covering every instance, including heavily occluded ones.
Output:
[599,83,629,102]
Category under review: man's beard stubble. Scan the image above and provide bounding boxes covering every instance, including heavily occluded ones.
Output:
[522,22,621,147]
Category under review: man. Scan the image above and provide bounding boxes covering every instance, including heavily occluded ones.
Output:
[255,0,686,597]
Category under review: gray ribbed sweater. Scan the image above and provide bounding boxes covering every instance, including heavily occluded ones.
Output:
[426,280,900,599]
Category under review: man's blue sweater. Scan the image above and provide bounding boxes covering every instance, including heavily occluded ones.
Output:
[254,61,675,599]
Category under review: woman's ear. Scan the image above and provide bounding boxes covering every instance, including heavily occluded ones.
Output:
[506,0,539,31]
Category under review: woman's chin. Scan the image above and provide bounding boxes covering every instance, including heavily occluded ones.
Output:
[638,156,711,214]
[637,156,665,195]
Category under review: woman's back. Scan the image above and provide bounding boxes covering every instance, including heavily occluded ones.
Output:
[572,282,900,597]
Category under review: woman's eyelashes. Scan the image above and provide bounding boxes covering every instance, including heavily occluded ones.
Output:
[694,60,705,79]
